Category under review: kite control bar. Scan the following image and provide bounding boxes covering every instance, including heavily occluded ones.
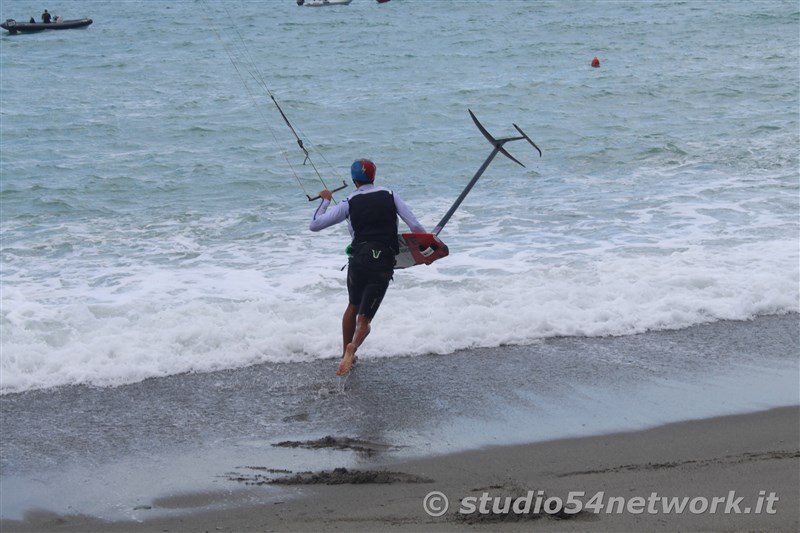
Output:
[306,180,348,202]
[432,109,541,236]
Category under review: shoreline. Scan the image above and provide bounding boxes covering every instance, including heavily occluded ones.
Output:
[4,406,798,532]
[2,314,797,531]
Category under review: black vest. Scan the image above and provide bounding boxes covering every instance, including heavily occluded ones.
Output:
[348,189,398,253]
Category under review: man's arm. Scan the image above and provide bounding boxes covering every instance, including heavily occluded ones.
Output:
[394,192,426,233]
[309,190,349,232]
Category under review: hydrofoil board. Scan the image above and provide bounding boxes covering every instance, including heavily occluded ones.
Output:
[395,232,449,269]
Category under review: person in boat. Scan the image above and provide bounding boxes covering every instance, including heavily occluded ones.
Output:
[309,159,426,376]
[41,9,51,23]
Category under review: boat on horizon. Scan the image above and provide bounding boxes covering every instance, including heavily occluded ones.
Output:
[297,0,352,6]
[1,17,92,34]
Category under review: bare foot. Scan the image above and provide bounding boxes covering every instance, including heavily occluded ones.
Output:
[336,343,356,376]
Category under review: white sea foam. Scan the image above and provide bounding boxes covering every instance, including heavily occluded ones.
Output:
[2,229,796,393]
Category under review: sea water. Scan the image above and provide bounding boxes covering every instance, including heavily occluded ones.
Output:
[1,0,798,394]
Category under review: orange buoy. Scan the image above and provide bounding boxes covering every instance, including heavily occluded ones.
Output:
[591,57,600,68]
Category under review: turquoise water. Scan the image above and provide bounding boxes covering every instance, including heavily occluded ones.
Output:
[1,0,798,393]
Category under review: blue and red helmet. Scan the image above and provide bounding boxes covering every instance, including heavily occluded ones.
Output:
[351,159,376,184]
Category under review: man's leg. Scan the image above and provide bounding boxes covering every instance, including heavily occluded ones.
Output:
[337,315,370,376]
[351,314,371,349]
[338,304,372,376]
[341,303,358,358]
[337,268,389,376]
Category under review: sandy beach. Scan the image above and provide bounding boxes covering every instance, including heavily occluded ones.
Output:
[2,315,798,532]
[4,405,798,532]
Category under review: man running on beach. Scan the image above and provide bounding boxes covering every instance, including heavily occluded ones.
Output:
[310,159,426,376]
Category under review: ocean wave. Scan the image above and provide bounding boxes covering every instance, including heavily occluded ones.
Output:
[2,237,796,395]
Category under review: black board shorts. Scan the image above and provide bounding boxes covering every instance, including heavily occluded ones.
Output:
[346,242,395,319]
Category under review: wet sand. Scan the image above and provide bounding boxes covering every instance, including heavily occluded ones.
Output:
[4,406,798,532]
[2,315,797,531]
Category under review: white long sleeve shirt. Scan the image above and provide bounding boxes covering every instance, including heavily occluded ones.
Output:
[309,184,426,237]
